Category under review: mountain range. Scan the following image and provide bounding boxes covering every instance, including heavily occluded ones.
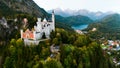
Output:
[0,0,94,29]
[1,0,120,40]
[87,14,120,32]
[0,0,75,41]
[48,8,115,20]
[86,13,120,39]
[55,15,93,26]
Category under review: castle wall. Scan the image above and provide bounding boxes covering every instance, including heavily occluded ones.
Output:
[21,10,55,45]
[21,31,34,40]
[35,32,43,40]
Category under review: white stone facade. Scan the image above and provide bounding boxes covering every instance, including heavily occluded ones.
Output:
[20,11,55,45]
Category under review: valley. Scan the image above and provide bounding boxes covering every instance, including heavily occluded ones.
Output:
[0,0,120,68]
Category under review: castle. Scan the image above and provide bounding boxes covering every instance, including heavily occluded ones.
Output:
[20,11,55,45]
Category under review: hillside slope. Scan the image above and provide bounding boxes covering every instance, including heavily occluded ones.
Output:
[56,15,93,26]
[0,0,48,18]
[86,14,120,39]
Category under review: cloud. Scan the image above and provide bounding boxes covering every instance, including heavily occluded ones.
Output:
[33,0,120,13]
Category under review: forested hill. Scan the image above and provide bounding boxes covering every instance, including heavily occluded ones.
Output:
[86,14,120,39]
[0,0,117,68]
[0,0,48,18]
[0,28,115,68]
[56,15,93,26]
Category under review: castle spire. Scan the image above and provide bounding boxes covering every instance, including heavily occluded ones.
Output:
[52,10,55,31]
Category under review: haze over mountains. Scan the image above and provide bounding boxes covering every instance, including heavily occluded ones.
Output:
[48,8,115,20]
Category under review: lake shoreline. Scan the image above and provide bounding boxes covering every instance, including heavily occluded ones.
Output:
[72,24,88,30]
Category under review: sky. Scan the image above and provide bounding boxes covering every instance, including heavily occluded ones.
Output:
[33,0,120,13]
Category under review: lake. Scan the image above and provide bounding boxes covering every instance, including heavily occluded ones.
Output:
[72,24,88,30]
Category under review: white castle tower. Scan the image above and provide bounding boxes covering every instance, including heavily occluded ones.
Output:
[52,10,55,31]
[20,10,55,45]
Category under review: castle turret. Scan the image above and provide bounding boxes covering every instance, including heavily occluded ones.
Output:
[36,18,42,32]
[33,31,36,40]
[20,30,23,39]
[38,18,41,22]
[52,10,55,31]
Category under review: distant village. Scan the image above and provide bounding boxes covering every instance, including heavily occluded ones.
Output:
[101,40,120,66]
[101,40,120,51]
